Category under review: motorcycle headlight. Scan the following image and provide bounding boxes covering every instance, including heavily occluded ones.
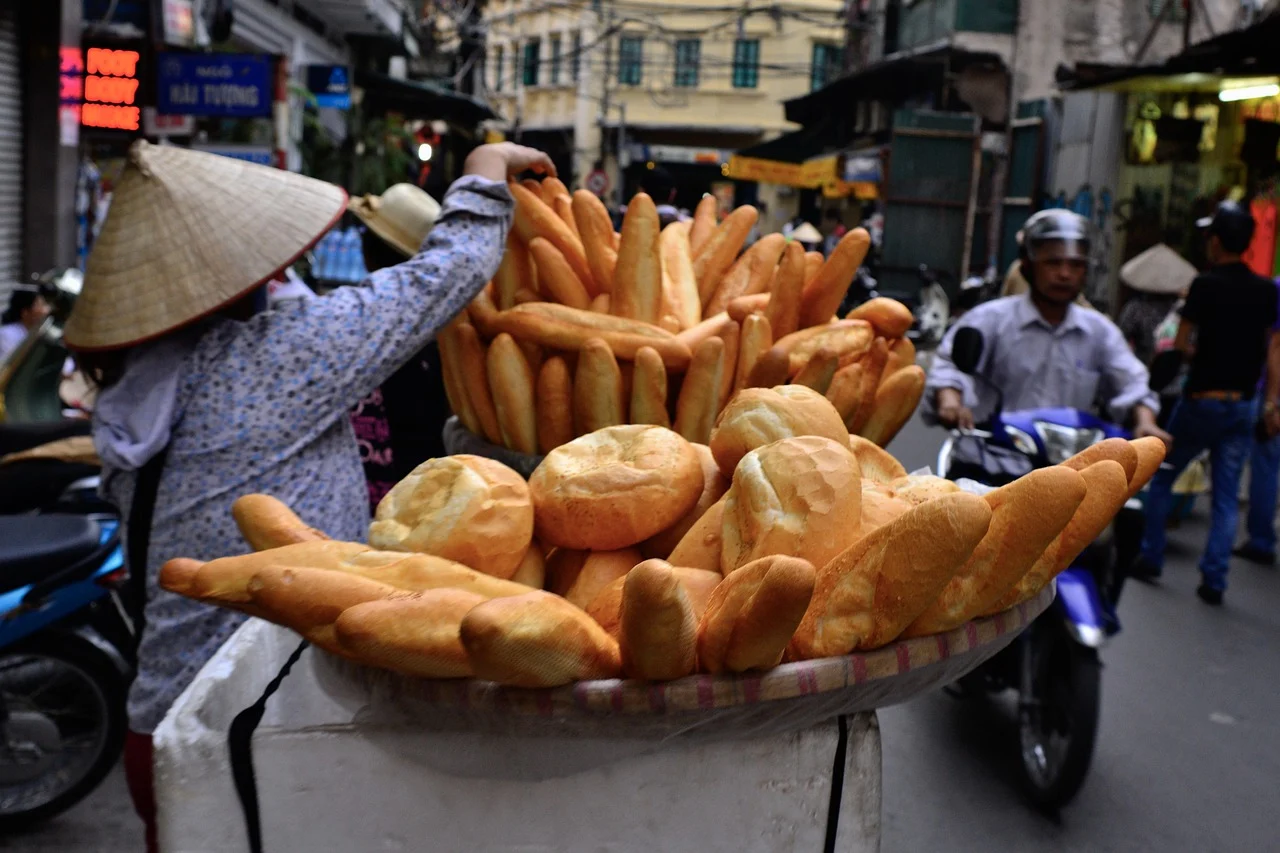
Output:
[1005,426,1039,456]
[1034,422,1105,464]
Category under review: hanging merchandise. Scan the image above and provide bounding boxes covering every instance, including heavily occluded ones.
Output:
[1243,196,1277,278]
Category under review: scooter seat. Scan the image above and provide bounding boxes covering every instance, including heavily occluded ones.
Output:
[0,515,103,595]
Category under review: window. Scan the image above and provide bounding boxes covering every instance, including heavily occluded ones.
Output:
[550,34,562,85]
[732,39,759,89]
[673,38,700,88]
[1149,0,1187,20]
[522,37,540,87]
[494,45,504,91]
[811,43,839,92]
[618,35,643,85]
[571,32,582,81]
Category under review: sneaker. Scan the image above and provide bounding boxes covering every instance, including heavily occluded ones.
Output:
[1129,557,1163,583]
[1196,584,1223,606]
[1232,544,1277,566]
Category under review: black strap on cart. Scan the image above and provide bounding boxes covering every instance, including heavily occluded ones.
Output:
[823,714,851,853]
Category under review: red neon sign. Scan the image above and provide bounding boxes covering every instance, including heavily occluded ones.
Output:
[82,48,142,131]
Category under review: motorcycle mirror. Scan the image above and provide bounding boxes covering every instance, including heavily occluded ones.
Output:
[951,327,985,375]
[1148,350,1182,391]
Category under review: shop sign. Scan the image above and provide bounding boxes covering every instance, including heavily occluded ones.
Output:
[306,65,352,110]
[798,155,840,187]
[724,155,804,186]
[143,107,196,137]
[60,47,83,145]
[843,150,882,184]
[157,53,272,118]
[631,144,731,166]
[162,0,196,47]
[81,47,142,132]
[192,143,274,166]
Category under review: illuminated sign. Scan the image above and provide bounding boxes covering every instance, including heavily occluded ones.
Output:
[82,48,141,131]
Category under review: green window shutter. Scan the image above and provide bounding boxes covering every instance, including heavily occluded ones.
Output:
[619,35,643,85]
[733,38,759,89]
[523,38,540,87]
[674,39,700,88]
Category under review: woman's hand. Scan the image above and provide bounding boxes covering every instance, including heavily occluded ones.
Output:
[464,143,556,182]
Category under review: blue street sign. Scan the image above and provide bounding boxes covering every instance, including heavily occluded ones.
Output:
[157,53,272,117]
[306,65,352,110]
[192,144,273,166]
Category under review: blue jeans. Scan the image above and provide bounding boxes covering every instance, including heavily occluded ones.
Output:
[1140,398,1256,591]
[1246,420,1280,554]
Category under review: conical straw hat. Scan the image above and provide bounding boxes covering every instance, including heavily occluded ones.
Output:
[790,222,822,244]
[65,140,347,351]
[1119,243,1197,296]
[348,183,441,258]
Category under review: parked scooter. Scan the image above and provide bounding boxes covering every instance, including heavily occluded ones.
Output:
[908,265,952,349]
[934,327,1143,809]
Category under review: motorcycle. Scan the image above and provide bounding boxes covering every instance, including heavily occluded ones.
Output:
[908,265,952,349]
[935,326,1143,809]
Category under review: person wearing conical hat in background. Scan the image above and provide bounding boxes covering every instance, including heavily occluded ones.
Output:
[346,184,448,509]
[64,139,553,851]
[1116,243,1197,369]
[789,220,822,251]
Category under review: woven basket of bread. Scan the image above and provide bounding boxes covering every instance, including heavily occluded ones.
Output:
[439,183,923,457]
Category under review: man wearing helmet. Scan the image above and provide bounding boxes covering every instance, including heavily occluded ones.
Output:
[1131,201,1280,605]
[928,209,1168,444]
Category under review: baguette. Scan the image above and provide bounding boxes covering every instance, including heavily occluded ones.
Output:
[456,322,506,445]
[586,564,722,640]
[716,320,740,411]
[705,233,785,317]
[882,336,916,381]
[494,232,534,310]
[529,237,592,310]
[437,322,481,435]
[772,320,871,371]
[552,194,581,243]
[334,591,484,678]
[510,546,546,589]
[342,550,533,599]
[847,338,890,433]
[792,347,839,394]
[675,312,734,353]
[799,228,871,328]
[727,293,771,322]
[790,493,993,658]
[574,338,626,434]
[765,241,806,339]
[693,206,758,307]
[546,547,641,610]
[660,220,702,330]
[247,564,406,650]
[466,287,503,338]
[804,251,824,286]
[1061,437,1138,483]
[667,496,727,574]
[1128,436,1168,499]
[232,494,328,552]
[733,313,773,395]
[491,302,692,370]
[630,346,671,427]
[858,364,925,447]
[689,194,719,258]
[673,337,726,445]
[573,190,617,296]
[590,293,611,313]
[514,287,541,306]
[613,193,664,324]
[826,363,864,424]
[510,182,595,294]
[535,356,575,454]
[620,559,699,680]
[696,555,815,674]
[845,297,914,338]
[902,466,1087,638]
[486,332,539,454]
[745,346,791,389]
[460,590,623,687]
[541,176,570,204]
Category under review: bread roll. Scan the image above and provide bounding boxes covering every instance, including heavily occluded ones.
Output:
[860,488,912,533]
[486,332,539,454]
[248,565,405,651]
[706,233,786,316]
[510,547,546,589]
[460,590,622,687]
[697,555,815,674]
[790,493,993,658]
[733,314,773,396]
[693,206,757,307]
[232,494,327,552]
[586,564,721,639]
[334,591,484,678]
[529,425,704,550]
[630,346,671,428]
[490,302,692,370]
[902,467,1088,638]
[573,190,617,296]
[613,193,664,324]
[369,455,534,579]
[620,559,699,680]
[666,496,727,574]
[721,436,863,575]
[546,547,641,610]
[709,385,849,477]
[660,220,702,330]
[765,241,806,339]
[1061,437,1138,483]
[1128,436,1168,499]
[529,237,592,310]
[858,364,925,447]
[456,322,505,445]
[792,348,839,395]
[689,195,719,258]
[536,356,575,454]
[889,473,960,505]
[845,297,915,338]
[673,337,726,445]
[573,338,626,435]
[643,443,728,559]
[799,228,871,328]
[510,182,595,294]
[847,434,908,484]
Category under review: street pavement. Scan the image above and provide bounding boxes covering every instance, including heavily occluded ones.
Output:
[12,413,1279,852]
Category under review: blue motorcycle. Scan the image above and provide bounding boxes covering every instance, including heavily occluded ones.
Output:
[936,327,1144,809]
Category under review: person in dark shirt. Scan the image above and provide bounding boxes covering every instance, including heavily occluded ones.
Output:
[1134,201,1280,604]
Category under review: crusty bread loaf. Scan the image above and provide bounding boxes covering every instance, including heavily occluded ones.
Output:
[454,323,506,445]
[620,559,699,680]
[334,590,485,678]
[708,385,849,477]
[510,546,546,589]
[540,176,570,203]
[437,321,481,435]
[545,547,641,610]
[586,564,721,640]
[847,434,908,484]
[369,455,534,579]
[804,251,824,286]
[882,336,916,381]
[825,362,864,424]
[716,320,741,412]
[552,194,581,244]
[529,236,592,310]
[173,540,370,605]
[733,314,773,396]
[232,494,327,552]
[745,346,791,389]
[790,492,992,658]
[529,425,704,550]
[727,293,771,322]
[889,473,960,505]
[486,332,539,454]
[1127,436,1168,499]
[466,286,502,339]
[536,356,575,454]
[642,443,729,559]
[510,182,595,294]
[248,564,406,652]
[858,364,925,447]
[697,555,815,674]
[493,232,532,311]
[1061,437,1138,483]
[792,347,839,395]
[660,220,701,330]
[629,345,671,428]
[799,228,871,328]
[460,590,622,686]
[573,338,626,435]
[666,496,727,574]
[771,320,872,375]
[490,302,692,370]
[674,312,733,353]
[764,241,806,339]
[721,436,863,575]
[158,558,203,597]
[673,337,726,445]
[706,233,786,316]
[845,297,914,338]
[573,190,617,296]
[693,206,757,308]
[689,195,718,258]
[343,550,533,599]
[846,338,890,434]
[902,466,1087,638]
[613,193,664,324]
[860,487,912,533]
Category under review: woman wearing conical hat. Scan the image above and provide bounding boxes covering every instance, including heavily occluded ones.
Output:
[64,140,553,850]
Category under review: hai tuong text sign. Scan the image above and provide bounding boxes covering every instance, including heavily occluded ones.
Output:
[157,53,272,118]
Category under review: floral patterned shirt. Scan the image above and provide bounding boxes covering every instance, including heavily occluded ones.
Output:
[103,176,512,733]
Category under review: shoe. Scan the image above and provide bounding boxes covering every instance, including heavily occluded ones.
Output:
[1196,584,1224,606]
[1129,557,1163,583]
[1232,544,1277,566]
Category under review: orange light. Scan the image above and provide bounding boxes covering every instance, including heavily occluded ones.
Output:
[61,74,83,102]
[84,75,139,105]
[60,46,83,75]
[82,103,140,131]
[86,48,139,78]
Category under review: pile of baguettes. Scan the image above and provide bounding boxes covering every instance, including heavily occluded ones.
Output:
[438,181,924,453]
[160,387,1167,689]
